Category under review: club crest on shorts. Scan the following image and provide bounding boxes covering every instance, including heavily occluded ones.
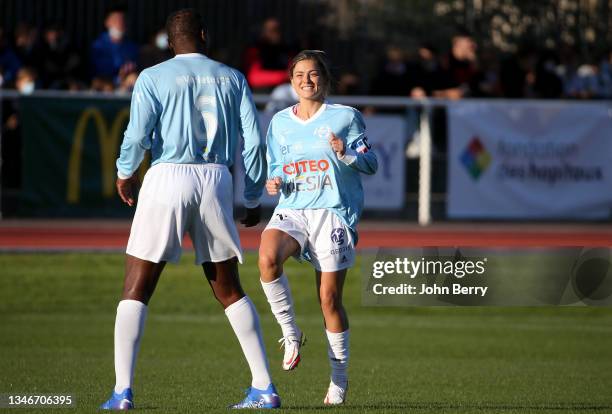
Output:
[330,228,346,246]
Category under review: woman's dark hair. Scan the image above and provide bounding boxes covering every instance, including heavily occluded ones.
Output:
[289,50,333,97]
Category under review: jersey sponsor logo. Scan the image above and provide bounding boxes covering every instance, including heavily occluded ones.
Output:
[283,159,330,175]
[352,136,371,154]
[175,75,230,86]
[283,175,333,194]
[281,144,292,155]
[281,143,304,155]
[282,159,334,194]
[331,228,346,246]
[314,125,332,139]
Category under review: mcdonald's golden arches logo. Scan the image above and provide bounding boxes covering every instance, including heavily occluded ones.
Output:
[67,107,148,203]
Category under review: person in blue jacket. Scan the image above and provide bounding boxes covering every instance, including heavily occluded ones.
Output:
[91,7,138,84]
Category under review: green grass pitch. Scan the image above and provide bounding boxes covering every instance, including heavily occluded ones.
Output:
[1,252,612,413]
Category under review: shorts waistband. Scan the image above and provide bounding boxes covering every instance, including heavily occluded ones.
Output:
[153,162,228,170]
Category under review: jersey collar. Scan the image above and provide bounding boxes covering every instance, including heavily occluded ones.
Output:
[174,53,207,58]
[289,103,327,125]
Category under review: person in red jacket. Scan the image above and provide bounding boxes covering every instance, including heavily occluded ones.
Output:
[243,18,294,92]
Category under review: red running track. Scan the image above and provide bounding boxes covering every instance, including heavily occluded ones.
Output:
[0,221,611,251]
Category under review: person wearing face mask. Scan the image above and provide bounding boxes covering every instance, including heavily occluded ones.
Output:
[91,7,138,85]
[1,67,36,198]
[138,28,173,70]
[15,67,37,95]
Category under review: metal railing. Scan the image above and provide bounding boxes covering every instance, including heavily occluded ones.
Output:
[4,89,603,223]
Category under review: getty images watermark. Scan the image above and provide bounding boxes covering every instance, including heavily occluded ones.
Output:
[362,248,612,306]
[371,256,488,297]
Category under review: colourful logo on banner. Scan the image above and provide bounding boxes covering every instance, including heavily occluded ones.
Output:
[461,136,491,180]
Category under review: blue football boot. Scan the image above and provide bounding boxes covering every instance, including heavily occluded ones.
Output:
[100,388,134,410]
[230,383,281,409]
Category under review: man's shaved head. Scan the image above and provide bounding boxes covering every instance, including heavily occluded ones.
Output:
[166,8,205,49]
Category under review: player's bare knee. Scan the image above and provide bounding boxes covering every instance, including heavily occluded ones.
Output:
[215,290,245,309]
[258,252,280,277]
[121,288,150,304]
[209,278,244,307]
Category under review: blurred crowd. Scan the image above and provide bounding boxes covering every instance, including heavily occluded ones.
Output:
[369,32,612,101]
[0,8,611,101]
[0,8,172,94]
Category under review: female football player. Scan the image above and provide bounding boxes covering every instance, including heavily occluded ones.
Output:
[258,50,378,405]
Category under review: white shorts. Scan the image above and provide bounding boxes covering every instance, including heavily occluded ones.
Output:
[264,208,355,272]
[126,163,242,264]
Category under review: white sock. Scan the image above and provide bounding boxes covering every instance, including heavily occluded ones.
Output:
[225,296,272,390]
[261,274,300,340]
[326,329,349,386]
[114,299,147,393]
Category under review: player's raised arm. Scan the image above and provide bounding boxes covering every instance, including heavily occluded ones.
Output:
[334,109,378,175]
[116,71,160,179]
[238,73,267,207]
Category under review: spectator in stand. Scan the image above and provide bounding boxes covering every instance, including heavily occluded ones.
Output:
[139,28,173,70]
[1,98,21,189]
[38,22,83,89]
[0,27,21,87]
[15,66,38,94]
[14,23,42,69]
[431,29,481,99]
[409,43,440,98]
[91,7,138,85]
[337,71,360,95]
[1,67,38,159]
[243,17,294,92]
[566,53,610,99]
[600,49,612,98]
[370,46,413,96]
[2,66,38,193]
[3,67,38,138]
[499,52,527,98]
[527,49,563,99]
[477,46,500,97]
[90,76,115,93]
[117,69,138,93]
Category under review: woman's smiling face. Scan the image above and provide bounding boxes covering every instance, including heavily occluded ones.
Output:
[291,59,324,101]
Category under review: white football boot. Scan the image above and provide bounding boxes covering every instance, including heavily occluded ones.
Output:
[323,380,348,405]
[278,331,306,371]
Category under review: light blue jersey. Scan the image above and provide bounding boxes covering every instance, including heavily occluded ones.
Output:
[267,103,378,236]
[116,53,265,203]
